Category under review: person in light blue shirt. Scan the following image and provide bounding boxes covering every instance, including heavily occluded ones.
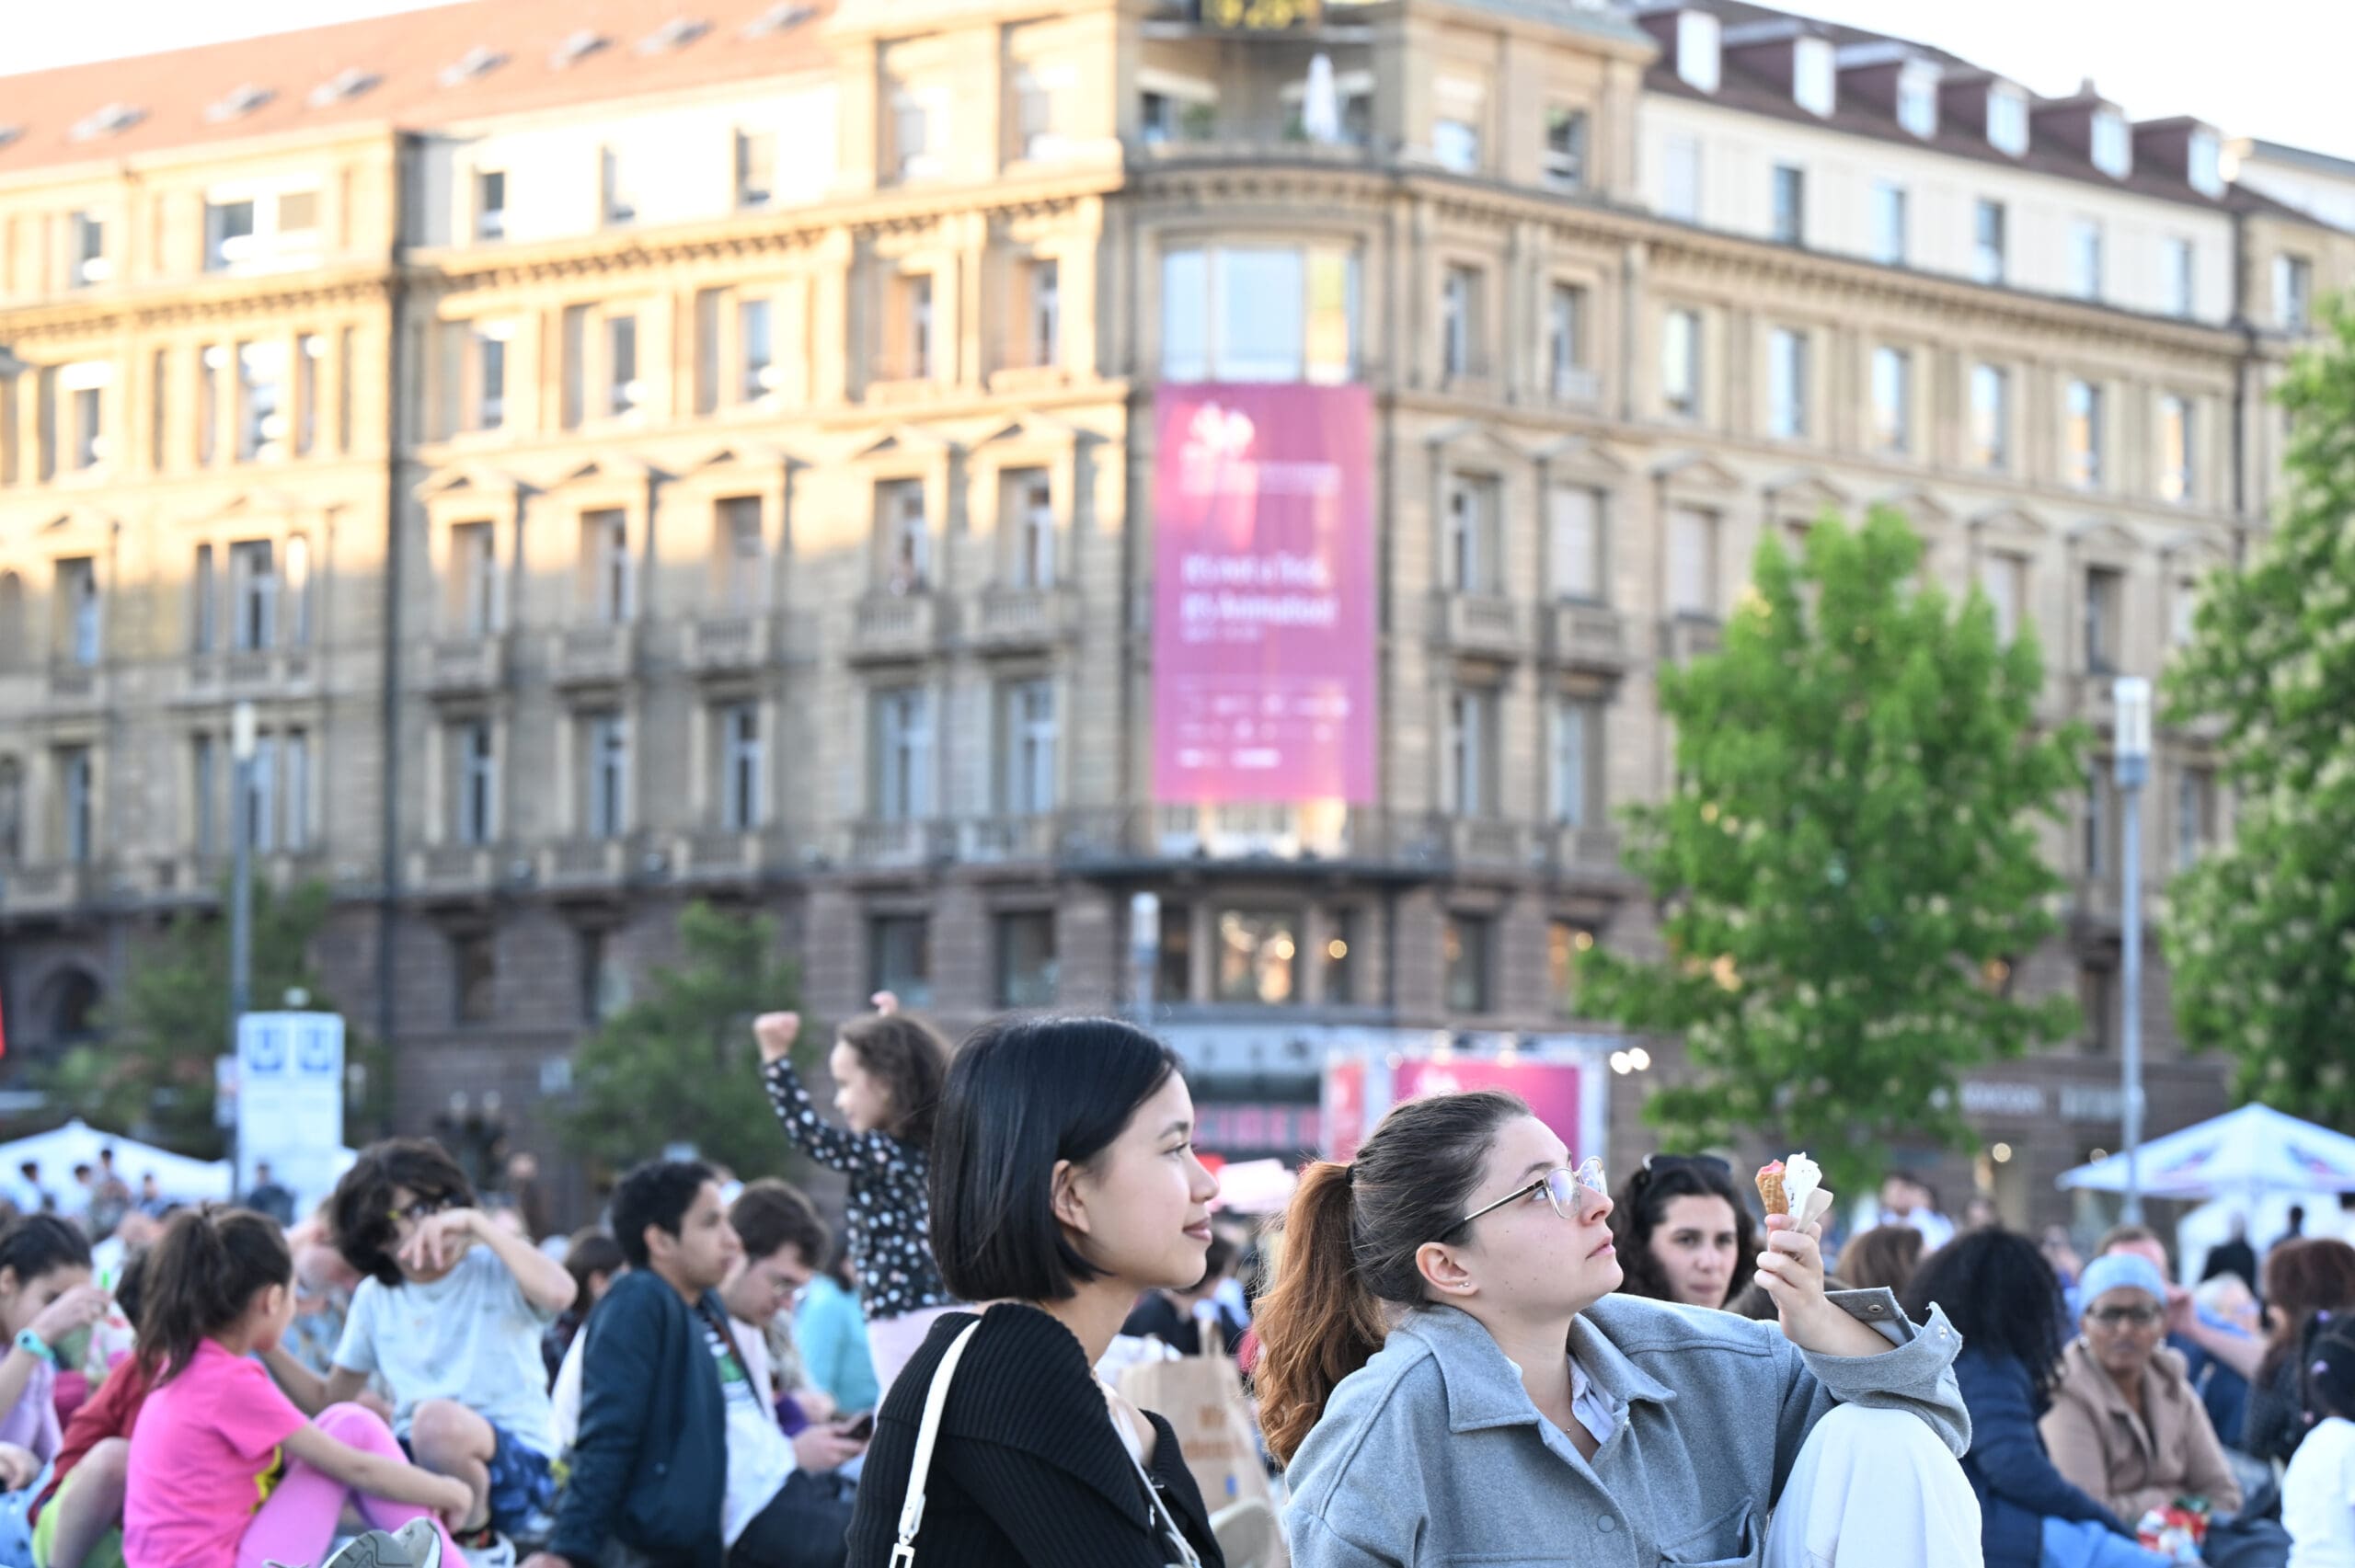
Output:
[793,1236,879,1416]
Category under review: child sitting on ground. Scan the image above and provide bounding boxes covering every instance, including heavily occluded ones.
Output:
[28,1251,149,1568]
[2284,1313,2355,1565]
[0,1216,110,1564]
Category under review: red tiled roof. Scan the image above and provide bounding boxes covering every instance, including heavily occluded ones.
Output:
[0,0,835,180]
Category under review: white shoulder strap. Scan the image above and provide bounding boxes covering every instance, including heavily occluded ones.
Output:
[890,1319,983,1567]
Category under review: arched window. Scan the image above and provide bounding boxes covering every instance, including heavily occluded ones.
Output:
[32,967,103,1048]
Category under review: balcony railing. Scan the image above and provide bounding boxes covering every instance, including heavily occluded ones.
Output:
[1544,602,1626,673]
[845,818,953,868]
[408,843,496,897]
[1548,823,1626,877]
[4,863,92,914]
[552,624,638,687]
[540,838,626,890]
[1660,616,1724,663]
[45,660,104,707]
[683,613,773,676]
[675,828,766,882]
[419,635,508,696]
[1433,592,1522,658]
[848,592,944,663]
[970,586,1077,652]
[189,646,318,701]
[959,815,1062,864]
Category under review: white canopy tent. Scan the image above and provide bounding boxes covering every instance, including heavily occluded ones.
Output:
[2056,1103,2355,1202]
[0,1120,234,1204]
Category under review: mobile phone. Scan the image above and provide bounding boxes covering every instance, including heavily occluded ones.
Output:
[839,1411,875,1441]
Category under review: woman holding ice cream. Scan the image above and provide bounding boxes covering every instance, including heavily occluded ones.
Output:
[1256,1098,1981,1566]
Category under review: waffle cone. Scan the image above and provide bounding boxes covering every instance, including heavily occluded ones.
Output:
[1755,1162,1789,1216]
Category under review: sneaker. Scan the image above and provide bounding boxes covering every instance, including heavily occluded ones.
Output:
[461,1530,516,1568]
[319,1519,444,1568]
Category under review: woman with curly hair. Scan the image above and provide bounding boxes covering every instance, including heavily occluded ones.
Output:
[2245,1237,2355,1465]
[1605,1153,1757,1310]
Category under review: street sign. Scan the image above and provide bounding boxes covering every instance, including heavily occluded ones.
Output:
[235,1012,345,1199]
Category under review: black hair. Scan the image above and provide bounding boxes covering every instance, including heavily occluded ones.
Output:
[1905,1228,2069,1400]
[1255,1090,1529,1465]
[113,1249,150,1333]
[823,1225,858,1291]
[2303,1311,2355,1425]
[729,1179,829,1270]
[0,1213,93,1289]
[1607,1155,1759,1308]
[327,1139,480,1288]
[929,1014,1183,1304]
[563,1229,627,1304]
[136,1207,293,1383]
[611,1160,715,1272]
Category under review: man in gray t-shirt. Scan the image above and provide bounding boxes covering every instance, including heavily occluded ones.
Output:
[326,1139,581,1560]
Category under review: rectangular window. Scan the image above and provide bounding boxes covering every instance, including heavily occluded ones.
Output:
[1675,11,1721,92]
[192,545,218,652]
[1971,364,2010,471]
[2276,254,2312,331]
[1543,108,1589,189]
[1002,680,1058,816]
[583,509,630,623]
[872,687,935,820]
[2071,220,2103,301]
[2080,964,2114,1055]
[1871,347,1912,454]
[869,915,932,1008]
[452,521,498,635]
[1547,921,1591,1019]
[283,728,310,852]
[1669,507,1717,617]
[242,734,277,854]
[337,327,354,452]
[282,535,311,649]
[879,479,928,590]
[1442,265,1479,379]
[1323,910,1357,1005]
[1444,474,1500,594]
[1980,552,2025,646]
[1013,63,1063,161]
[1662,135,1701,222]
[1009,471,1055,589]
[475,169,506,240]
[2171,577,2200,648]
[1433,118,1480,173]
[1027,259,1061,368]
[606,315,639,417]
[70,387,101,470]
[901,274,934,381]
[198,345,223,464]
[1770,164,1806,246]
[471,327,506,431]
[2165,238,2195,318]
[1445,688,1498,816]
[1443,912,1492,1014]
[295,333,322,454]
[892,91,934,180]
[581,930,628,1024]
[1661,307,1701,418]
[2091,110,2131,178]
[740,298,773,402]
[2158,395,2193,504]
[1767,327,1809,440]
[1159,245,1359,385]
[1871,182,1907,267]
[1974,200,2006,285]
[454,933,496,1024]
[1898,68,1938,138]
[1546,282,1585,396]
[585,713,628,838]
[206,200,256,270]
[1214,909,1301,1004]
[719,703,764,830]
[1155,900,1194,1003]
[192,734,218,859]
[70,212,107,287]
[718,496,765,611]
[2085,567,2124,673]
[1793,39,1835,115]
[150,348,167,473]
[58,557,100,666]
[1549,697,1599,828]
[736,129,776,208]
[456,722,495,845]
[996,911,1058,1008]
[601,145,637,225]
[237,342,285,461]
[2083,775,2107,879]
[1548,486,1603,603]
[1988,89,2028,155]
[229,540,277,651]
[2176,767,2212,870]
[2067,379,2104,489]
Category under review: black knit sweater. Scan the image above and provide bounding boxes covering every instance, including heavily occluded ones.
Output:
[846,1304,1227,1568]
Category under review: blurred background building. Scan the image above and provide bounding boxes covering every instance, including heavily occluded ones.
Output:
[2,0,2351,1221]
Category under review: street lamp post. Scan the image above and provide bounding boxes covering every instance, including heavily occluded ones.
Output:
[229,700,258,1193]
[2113,677,2152,1224]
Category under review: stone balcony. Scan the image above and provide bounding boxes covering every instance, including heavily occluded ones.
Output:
[1660,615,1725,663]
[419,634,509,697]
[1548,823,1626,878]
[407,843,498,899]
[188,646,319,704]
[844,818,953,869]
[45,659,105,711]
[957,815,1062,864]
[673,828,769,884]
[1432,592,1522,659]
[847,591,945,664]
[2,862,92,915]
[1543,602,1627,674]
[551,623,638,688]
[682,613,775,677]
[968,586,1078,654]
[539,837,627,894]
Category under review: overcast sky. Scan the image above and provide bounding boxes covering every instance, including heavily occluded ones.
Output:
[6,0,2349,160]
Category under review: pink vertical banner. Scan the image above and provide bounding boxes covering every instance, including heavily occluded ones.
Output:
[1152,383,1376,803]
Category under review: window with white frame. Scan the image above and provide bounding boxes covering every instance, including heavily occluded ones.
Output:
[1012,60,1069,162]
[1980,552,2026,645]
[2170,575,2200,647]
[1548,696,1600,828]
[284,728,311,851]
[1433,117,1480,173]
[70,212,107,287]
[1669,507,1717,618]
[56,361,108,470]
[1872,347,1913,454]
[283,534,311,649]
[740,298,773,402]
[584,712,627,838]
[474,324,508,430]
[1442,265,1481,379]
[898,273,935,381]
[454,721,495,844]
[192,546,218,653]
[2158,395,2193,504]
[1770,165,1806,246]
[1027,259,1061,369]
[1988,87,2028,156]
[1444,687,1498,816]
[1548,486,1603,603]
[475,169,506,240]
[1661,135,1702,222]
[1002,679,1058,816]
[296,333,322,454]
[237,342,286,461]
[606,315,640,417]
[1444,473,1500,594]
[1971,363,2011,471]
[718,496,765,611]
[736,129,776,208]
[1661,307,1701,418]
[2165,238,2195,319]
[58,558,100,667]
[204,199,257,270]
[229,540,277,651]
[1974,200,2006,285]
[1767,327,1809,440]
[584,509,630,622]
[1159,245,1358,384]
[451,521,498,635]
[2070,220,2103,301]
[718,703,764,830]
[601,145,638,225]
[192,734,218,858]
[2175,765,2213,869]
[2276,254,2313,331]
[872,687,934,820]
[59,746,93,864]
[879,479,928,591]
[1897,63,1939,137]
[1676,11,1721,92]
[2091,109,2131,178]
[890,88,938,181]
[1546,282,1585,396]
[2187,129,2223,197]
[2084,566,2124,673]
[242,733,277,853]
[1871,181,1907,267]
[1008,470,1055,589]
[1543,108,1589,189]
[2066,379,2104,489]
[1792,39,1835,116]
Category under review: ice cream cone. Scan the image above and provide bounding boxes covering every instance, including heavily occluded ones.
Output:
[1755,1160,1788,1216]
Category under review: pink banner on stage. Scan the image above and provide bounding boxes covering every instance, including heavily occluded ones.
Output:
[1152,383,1376,804]
[1391,1059,1583,1148]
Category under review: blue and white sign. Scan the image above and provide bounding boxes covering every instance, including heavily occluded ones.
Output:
[235,1012,347,1201]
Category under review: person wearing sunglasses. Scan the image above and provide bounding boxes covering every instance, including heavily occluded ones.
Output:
[1256,1090,1978,1567]
[1607,1153,1758,1311]
[2040,1253,2248,1548]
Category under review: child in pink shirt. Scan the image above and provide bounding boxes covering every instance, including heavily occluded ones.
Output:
[123,1207,468,1568]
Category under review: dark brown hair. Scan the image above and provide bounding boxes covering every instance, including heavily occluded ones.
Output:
[1607,1156,1759,1308]
[839,1013,952,1149]
[328,1139,478,1288]
[1838,1224,1928,1296]
[2260,1237,2355,1385]
[136,1207,293,1383]
[1253,1090,1526,1466]
[729,1179,830,1270]
[562,1228,626,1306]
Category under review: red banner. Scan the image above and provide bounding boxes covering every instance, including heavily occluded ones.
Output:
[1152,383,1376,803]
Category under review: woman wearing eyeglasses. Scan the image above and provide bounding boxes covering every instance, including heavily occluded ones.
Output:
[1607,1154,1757,1311]
[2040,1252,2245,1532]
[1255,1090,1978,1567]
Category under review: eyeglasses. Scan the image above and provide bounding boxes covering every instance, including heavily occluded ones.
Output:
[1450,1157,1609,1236]
[388,1196,455,1227]
[2086,1304,2165,1330]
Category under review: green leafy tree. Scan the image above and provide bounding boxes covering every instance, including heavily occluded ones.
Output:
[45,878,338,1156]
[1579,507,2085,1195]
[565,901,810,1179]
[2164,304,2355,1127]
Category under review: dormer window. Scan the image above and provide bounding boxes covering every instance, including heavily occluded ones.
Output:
[637,17,710,55]
[69,103,144,143]
[1897,63,1939,138]
[2091,109,2131,178]
[307,69,380,109]
[440,47,508,87]
[0,125,20,151]
[1792,38,1835,118]
[1987,86,2028,157]
[1676,11,1721,94]
[551,30,610,68]
[2187,128,2223,197]
[206,85,274,124]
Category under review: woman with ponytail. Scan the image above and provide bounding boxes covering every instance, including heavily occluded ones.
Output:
[122,1207,470,1568]
[1256,1092,1980,1567]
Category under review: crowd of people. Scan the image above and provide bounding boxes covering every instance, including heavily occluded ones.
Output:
[0,998,2347,1568]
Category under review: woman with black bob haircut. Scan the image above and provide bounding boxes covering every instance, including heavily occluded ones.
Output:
[845,1015,1225,1568]
[1902,1228,2146,1568]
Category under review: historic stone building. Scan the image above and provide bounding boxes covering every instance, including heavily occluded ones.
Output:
[1,0,2348,1222]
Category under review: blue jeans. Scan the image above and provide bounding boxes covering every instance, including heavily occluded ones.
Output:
[2040,1516,2174,1568]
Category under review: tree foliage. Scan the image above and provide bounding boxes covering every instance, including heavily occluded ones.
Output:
[1578,507,2085,1195]
[2164,303,2355,1127]
[564,901,812,1179]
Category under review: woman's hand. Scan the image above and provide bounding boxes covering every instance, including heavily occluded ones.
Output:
[870,990,900,1016]
[27,1284,109,1351]
[1758,1215,1897,1357]
[753,1012,801,1066]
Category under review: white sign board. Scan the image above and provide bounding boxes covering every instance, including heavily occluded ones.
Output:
[235,1012,346,1200]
